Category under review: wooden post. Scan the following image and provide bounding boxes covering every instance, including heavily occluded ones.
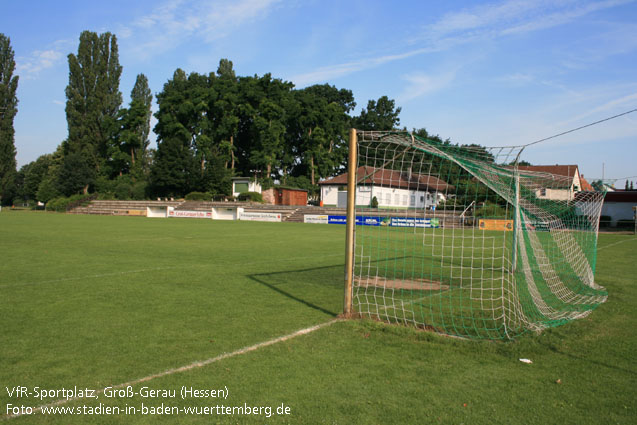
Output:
[344,128,357,316]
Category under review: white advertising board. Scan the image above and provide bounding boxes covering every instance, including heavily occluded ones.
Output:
[304,214,329,224]
[212,206,241,220]
[239,212,282,222]
[146,206,168,218]
[168,209,212,219]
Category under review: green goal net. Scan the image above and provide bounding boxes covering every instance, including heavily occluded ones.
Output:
[348,131,607,339]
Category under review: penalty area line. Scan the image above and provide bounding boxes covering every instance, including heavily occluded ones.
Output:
[597,237,637,251]
[3,319,340,420]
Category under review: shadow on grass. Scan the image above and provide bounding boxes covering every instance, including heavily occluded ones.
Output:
[556,350,637,376]
[248,264,344,317]
[247,255,423,318]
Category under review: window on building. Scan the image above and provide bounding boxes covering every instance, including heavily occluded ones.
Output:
[394,194,400,205]
[234,182,249,193]
[386,194,391,205]
[410,195,415,206]
[403,195,408,205]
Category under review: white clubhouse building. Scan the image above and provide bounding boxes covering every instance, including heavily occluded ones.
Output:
[319,166,453,209]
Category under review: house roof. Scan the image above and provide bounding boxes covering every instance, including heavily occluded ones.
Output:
[579,176,594,191]
[318,166,453,192]
[514,164,580,190]
[275,186,308,192]
[517,165,579,179]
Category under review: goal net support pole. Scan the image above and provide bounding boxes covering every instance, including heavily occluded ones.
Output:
[342,130,607,339]
[343,128,357,316]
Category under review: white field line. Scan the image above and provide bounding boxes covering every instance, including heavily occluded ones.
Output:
[0,254,344,289]
[3,319,340,420]
[597,237,637,251]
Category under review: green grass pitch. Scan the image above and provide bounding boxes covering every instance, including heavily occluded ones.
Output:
[1,211,635,424]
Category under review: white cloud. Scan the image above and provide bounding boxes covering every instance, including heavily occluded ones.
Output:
[426,0,544,38]
[125,0,282,59]
[292,0,635,86]
[423,0,635,40]
[397,70,458,103]
[291,47,436,87]
[502,0,634,35]
[16,49,64,78]
[559,92,637,127]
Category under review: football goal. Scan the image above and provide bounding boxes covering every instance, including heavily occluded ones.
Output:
[343,129,607,339]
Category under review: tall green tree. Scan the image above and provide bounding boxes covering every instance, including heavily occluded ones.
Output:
[57,149,96,196]
[111,74,153,177]
[36,145,64,203]
[17,154,52,201]
[150,69,198,197]
[353,96,401,131]
[213,59,240,170]
[289,84,354,185]
[65,31,122,191]
[128,73,153,168]
[234,74,294,182]
[0,34,18,205]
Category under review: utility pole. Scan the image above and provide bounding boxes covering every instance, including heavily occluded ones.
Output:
[602,163,605,181]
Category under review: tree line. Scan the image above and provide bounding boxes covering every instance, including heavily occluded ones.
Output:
[1,30,458,206]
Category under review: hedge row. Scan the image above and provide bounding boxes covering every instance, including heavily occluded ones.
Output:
[46,194,94,212]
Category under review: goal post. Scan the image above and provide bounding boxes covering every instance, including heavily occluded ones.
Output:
[343,130,607,339]
[344,128,357,316]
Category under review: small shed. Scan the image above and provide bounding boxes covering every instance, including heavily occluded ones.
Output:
[263,187,308,206]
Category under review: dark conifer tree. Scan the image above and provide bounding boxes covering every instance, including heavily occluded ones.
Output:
[0,34,18,205]
[65,31,122,192]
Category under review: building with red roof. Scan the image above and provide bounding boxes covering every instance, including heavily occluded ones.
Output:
[318,166,453,209]
[517,164,589,201]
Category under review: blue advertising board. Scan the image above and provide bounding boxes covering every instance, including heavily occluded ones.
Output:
[390,217,440,228]
[327,215,440,228]
[328,215,384,226]
[327,215,347,224]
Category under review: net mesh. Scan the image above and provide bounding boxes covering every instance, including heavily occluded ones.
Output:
[351,131,607,339]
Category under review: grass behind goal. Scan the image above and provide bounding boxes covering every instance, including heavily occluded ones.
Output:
[1,211,635,424]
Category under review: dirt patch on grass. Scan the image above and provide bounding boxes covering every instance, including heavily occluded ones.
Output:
[355,276,448,291]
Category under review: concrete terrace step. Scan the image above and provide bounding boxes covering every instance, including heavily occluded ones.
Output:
[69,200,464,226]
[89,200,182,209]
[68,207,135,216]
[69,200,182,215]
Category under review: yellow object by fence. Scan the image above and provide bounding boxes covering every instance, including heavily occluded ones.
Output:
[478,219,513,231]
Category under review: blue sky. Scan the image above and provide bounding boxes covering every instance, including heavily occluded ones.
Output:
[3,0,637,186]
